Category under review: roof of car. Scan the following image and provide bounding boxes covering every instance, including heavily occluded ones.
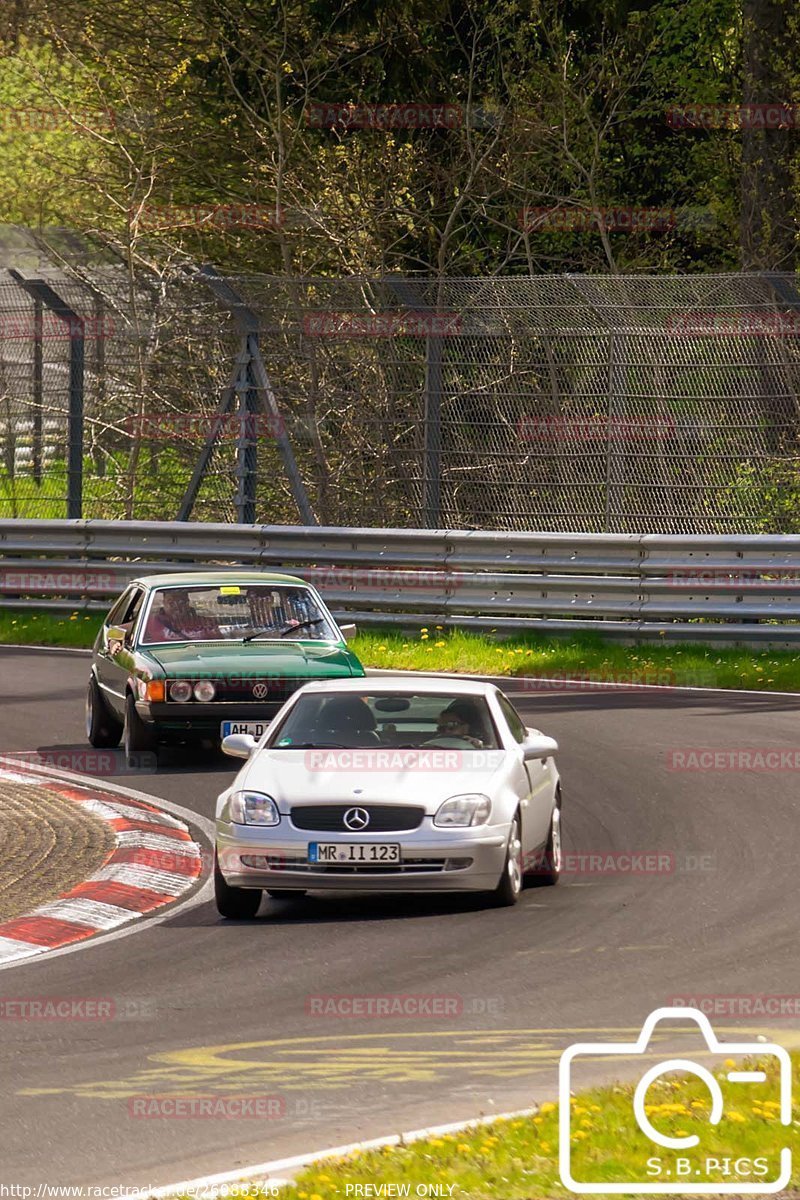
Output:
[131,571,309,588]
[293,676,499,697]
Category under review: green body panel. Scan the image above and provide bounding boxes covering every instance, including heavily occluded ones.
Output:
[140,640,363,679]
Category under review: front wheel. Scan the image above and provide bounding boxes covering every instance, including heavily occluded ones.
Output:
[215,858,262,919]
[123,691,157,767]
[86,676,123,748]
[489,813,523,907]
[529,794,562,886]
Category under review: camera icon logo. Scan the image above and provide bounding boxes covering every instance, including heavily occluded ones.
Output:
[559,1006,792,1194]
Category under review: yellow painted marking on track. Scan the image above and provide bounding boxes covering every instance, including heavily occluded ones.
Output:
[20,1025,800,1101]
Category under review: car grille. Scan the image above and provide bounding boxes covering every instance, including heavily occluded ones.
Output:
[184,677,312,703]
[256,855,473,875]
[290,804,426,832]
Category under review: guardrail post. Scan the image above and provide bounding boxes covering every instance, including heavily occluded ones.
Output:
[10,270,84,518]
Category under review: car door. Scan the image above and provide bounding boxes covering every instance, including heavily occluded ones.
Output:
[96,586,146,717]
[496,692,552,853]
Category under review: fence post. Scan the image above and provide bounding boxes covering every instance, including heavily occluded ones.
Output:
[10,270,84,518]
[423,332,442,528]
[32,297,43,483]
[235,334,260,524]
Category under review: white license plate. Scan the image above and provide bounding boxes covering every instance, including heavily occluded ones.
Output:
[308,842,401,865]
[221,721,269,739]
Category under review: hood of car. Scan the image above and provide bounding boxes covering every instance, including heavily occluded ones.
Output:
[143,642,362,679]
[241,747,509,812]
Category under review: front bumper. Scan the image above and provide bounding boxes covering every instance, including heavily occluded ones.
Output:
[216,818,510,893]
[136,700,282,736]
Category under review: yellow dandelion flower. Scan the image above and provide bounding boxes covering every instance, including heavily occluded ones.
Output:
[420,627,428,632]
[539,1101,556,1114]
[457,1143,471,1153]
[541,1141,551,1153]
[723,1059,736,1069]
[572,1131,588,1141]
[727,1112,746,1123]
[435,640,445,647]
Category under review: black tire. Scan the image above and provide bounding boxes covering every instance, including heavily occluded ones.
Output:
[528,792,562,887]
[267,889,308,899]
[123,690,157,767]
[86,676,123,749]
[489,812,523,907]
[215,859,262,919]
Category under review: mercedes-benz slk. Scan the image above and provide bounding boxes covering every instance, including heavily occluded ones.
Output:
[214,678,561,915]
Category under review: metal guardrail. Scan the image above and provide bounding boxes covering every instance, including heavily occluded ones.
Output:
[2,520,800,644]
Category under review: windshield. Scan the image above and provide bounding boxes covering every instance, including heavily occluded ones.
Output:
[268,691,500,749]
[138,584,338,645]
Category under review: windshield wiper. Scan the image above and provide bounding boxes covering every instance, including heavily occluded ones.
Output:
[279,618,325,638]
[273,741,347,749]
[242,618,326,642]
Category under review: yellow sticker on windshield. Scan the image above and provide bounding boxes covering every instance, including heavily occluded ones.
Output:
[219,586,241,595]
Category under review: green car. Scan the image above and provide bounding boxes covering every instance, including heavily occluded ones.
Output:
[86,572,364,765]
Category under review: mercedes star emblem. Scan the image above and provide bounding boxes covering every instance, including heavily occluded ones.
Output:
[343,807,370,831]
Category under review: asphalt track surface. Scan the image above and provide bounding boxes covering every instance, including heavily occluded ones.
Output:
[1,646,799,1189]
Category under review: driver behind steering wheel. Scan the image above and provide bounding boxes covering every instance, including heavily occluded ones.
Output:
[423,700,484,748]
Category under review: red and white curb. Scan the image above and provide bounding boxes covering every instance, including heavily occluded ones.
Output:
[0,768,203,965]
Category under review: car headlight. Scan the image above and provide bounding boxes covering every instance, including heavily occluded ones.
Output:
[229,791,280,826]
[433,794,492,828]
[194,679,216,702]
[169,680,192,703]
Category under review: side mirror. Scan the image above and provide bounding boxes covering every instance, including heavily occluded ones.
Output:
[221,733,257,760]
[523,733,558,762]
[339,622,357,642]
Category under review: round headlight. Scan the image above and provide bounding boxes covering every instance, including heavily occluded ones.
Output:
[194,680,216,702]
[169,680,192,703]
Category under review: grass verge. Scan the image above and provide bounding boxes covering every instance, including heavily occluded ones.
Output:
[1,613,800,691]
[219,1051,799,1200]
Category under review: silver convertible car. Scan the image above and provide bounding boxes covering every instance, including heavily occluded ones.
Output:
[214,678,561,917]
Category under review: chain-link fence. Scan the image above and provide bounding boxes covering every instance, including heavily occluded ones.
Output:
[1,239,798,532]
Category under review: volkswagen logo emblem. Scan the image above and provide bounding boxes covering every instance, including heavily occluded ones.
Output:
[343,806,370,831]
[252,683,269,699]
